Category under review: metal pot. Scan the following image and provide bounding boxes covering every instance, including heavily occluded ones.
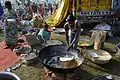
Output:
[0,72,21,80]
[87,49,112,64]
[115,43,120,55]
[39,45,84,73]
[92,74,117,80]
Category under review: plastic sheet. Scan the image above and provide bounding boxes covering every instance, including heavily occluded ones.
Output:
[45,0,69,27]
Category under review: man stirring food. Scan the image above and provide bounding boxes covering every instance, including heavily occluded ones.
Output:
[64,14,83,50]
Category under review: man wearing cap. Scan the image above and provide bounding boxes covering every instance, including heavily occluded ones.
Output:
[64,14,82,49]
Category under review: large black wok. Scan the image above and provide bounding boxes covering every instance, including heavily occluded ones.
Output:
[39,45,84,73]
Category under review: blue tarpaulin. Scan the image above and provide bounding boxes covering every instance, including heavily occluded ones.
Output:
[0,3,3,16]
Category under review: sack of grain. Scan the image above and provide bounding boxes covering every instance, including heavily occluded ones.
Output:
[94,31,102,50]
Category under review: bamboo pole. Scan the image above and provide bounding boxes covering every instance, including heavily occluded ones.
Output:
[73,0,76,17]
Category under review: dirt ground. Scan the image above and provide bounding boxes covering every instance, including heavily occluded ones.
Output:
[0,31,120,80]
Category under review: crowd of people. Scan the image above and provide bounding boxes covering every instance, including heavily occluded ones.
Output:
[0,1,55,49]
[0,1,59,29]
[0,0,83,51]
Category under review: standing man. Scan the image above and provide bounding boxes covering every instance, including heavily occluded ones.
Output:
[37,4,44,18]
[64,14,82,49]
[31,3,37,16]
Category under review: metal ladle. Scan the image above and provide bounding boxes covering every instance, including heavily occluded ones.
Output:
[59,47,74,62]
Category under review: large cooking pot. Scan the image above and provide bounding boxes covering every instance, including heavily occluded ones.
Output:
[39,45,84,73]
[92,74,119,80]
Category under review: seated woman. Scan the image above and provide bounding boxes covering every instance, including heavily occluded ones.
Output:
[36,23,51,43]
